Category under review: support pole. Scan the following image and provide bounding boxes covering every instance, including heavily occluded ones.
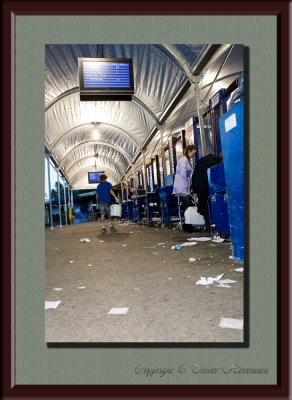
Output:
[141,149,147,192]
[67,185,71,209]
[194,80,207,156]
[71,188,74,209]
[46,157,54,230]
[63,182,68,226]
[57,171,62,227]
[70,188,74,224]
[126,178,129,202]
[133,167,137,192]
[121,182,124,201]
[67,185,71,224]
[160,130,166,185]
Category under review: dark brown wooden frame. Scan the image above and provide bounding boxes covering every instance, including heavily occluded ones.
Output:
[2,1,290,398]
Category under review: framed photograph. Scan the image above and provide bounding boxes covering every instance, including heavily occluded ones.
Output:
[2,0,290,398]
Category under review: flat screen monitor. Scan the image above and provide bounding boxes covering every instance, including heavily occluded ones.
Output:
[88,171,104,184]
[78,57,134,101]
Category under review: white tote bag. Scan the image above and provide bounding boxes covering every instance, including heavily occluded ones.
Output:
[184,206,205,225]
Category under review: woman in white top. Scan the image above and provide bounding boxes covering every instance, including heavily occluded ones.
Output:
[173,144,197,197]
[173,144,198,232]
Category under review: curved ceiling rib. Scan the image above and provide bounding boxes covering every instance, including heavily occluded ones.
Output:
[156,44,188,72]
[59,140,132,166]
[200,71,242,91]
[45,88,77,112]
[199,44,233,78]
[66,155,125,177]
[201,45,234,106]
[48,121,140,153]
[158,44,197,80]
[70,166,119,186]
[45,87,160,126]
[131,96,160,125]
[157,44,221,85]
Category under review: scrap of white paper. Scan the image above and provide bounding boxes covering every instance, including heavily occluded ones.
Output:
[80,237,91,243]
[189,258,197,262]
[233,267,244,272]
[219,318,243,330]
[187,237,211,242]
[218,279,237,284]
[215,284,232,288]
[52,288,63,291]
[196,277,213,286]
[212,238,225,243]
[180,242,197,247]
[108,307,129,314]
[45,301,61,310]
[196,273,225,286]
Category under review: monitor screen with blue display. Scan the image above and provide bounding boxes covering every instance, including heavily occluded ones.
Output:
[78,58,134,101]
[88,171,105,184]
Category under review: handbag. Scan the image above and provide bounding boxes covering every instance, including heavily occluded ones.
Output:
[184,206,205,225]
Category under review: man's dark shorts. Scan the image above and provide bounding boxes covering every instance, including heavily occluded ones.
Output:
[99,202,111,216]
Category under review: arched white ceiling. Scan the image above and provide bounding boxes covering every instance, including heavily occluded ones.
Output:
[45,43,244,188]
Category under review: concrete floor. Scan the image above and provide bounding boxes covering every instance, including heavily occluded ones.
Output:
[45,221,244,343]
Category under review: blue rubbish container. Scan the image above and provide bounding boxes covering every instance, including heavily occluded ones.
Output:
[219,100,244,262]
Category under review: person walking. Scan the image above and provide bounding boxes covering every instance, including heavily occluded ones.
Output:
[96,174,119,234]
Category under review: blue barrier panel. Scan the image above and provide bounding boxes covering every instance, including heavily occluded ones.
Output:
[219,100,244,262]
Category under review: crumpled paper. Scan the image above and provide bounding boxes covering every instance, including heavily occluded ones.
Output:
[80,237,90,243]
[196,273,225,286]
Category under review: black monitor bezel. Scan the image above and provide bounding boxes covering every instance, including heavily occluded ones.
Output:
[88,171,102,184]
[78,57,135,97]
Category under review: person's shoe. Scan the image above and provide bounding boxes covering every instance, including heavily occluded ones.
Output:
[110,226,117,234]
[101,227,107,234]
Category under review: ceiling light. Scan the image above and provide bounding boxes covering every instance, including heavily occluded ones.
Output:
[92,129,100,140]
[92,122,101,139]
